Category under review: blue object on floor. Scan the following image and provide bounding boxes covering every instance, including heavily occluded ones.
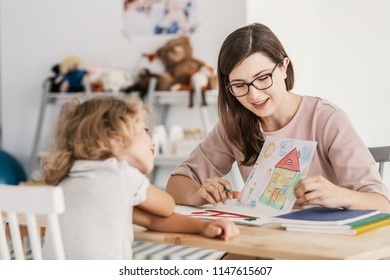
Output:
[0,150,27,185]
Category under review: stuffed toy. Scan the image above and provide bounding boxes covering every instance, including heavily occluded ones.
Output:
[155,36,216,107]
[100,68,133,93]
[122,68,157,100]
[46,64,64,93]
[87,66,134,93]
[59,55,89,93]
[90,80,105,92]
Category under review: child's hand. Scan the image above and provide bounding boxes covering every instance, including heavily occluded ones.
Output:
[202,218,240,241]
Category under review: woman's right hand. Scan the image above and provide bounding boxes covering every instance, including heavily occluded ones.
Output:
[166,175,239,207]
[193,177,239,206]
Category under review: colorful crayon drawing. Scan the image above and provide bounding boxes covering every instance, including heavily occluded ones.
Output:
[175,136,317,223]
[259,148,302,209]
[174,202,271,225]
[189,209,257,221]
[238,136,317,217]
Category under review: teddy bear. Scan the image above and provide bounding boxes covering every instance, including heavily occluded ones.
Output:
[155,35,216,107]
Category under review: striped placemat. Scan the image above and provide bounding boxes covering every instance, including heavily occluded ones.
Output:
[10,238,224,260]
[132,241,224,260]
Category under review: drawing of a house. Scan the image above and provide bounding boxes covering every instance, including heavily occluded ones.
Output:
[259,148,300,209]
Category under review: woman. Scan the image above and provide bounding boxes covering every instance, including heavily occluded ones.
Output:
[166,23,390,213]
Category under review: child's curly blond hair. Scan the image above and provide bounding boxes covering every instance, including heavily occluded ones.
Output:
[42,96,147,185]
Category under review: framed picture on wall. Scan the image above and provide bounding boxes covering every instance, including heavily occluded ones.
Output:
[123,0,198,37]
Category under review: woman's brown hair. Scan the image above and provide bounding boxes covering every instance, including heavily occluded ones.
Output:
[217,23,295,166]
[41,96,145,185]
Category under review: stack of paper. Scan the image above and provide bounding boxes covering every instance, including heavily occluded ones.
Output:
[271,207,390,235]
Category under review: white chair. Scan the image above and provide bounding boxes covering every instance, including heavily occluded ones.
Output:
[0,185,65,260]
[368,146,390,179]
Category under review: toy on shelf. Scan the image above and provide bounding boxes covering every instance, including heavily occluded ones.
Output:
[87,66,134,93]
[121,68,157,100]
[46,64,65,92]
[152,36,217,107]
[151,125,205,156]
[59,55,89,93]
[90,79,105,92]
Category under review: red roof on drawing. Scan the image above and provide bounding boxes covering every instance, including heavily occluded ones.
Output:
[275,148,300,172]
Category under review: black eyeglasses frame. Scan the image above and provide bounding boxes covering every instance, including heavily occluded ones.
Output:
[227,60,283,97]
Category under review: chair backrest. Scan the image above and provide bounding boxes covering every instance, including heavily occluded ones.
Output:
[368,146,390,179]
[0,185,65,260]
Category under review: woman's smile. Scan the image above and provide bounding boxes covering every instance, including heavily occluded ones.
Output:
[251,97,269,109]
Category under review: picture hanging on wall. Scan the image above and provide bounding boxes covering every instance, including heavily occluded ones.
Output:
[123,0,198,37]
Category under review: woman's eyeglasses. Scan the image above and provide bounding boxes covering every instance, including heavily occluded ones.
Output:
[227,62,282,97]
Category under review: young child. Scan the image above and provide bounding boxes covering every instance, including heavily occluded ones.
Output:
[42,96,239,260]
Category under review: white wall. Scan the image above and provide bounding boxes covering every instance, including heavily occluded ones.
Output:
[247,0,390,186]
[0,0,246,177]
[1,0,389,187]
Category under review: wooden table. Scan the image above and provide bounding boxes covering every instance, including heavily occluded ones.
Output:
[5,213,390,260]
[134,223,390,260]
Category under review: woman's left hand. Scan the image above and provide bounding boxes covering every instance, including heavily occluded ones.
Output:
[294,175,350,209]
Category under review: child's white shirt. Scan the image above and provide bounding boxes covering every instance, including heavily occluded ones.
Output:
[43,158,149,259]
